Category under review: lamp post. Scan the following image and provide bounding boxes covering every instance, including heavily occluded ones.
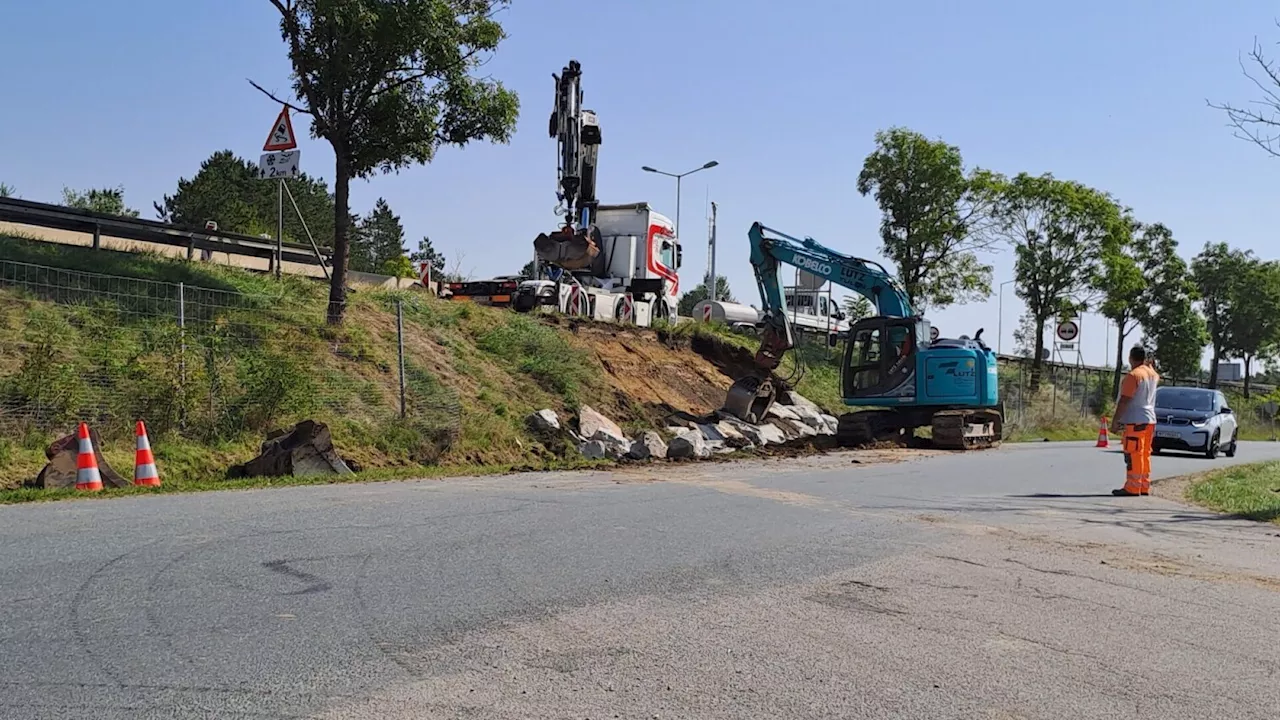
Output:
[641,160,719,241]
[997,279,1016,355]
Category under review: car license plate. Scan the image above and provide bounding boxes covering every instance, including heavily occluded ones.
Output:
[1157,430,1180,438]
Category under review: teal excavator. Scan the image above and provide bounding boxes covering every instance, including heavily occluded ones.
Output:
[723,223,1004,450]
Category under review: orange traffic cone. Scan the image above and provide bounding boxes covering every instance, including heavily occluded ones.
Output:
[1096,416,1110,448]
[75,422,104,491]
[133,420,161,487]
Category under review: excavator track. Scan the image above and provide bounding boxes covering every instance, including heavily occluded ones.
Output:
[929,408,1003,451]
[837,407,1004,451]
[836,410,906,447]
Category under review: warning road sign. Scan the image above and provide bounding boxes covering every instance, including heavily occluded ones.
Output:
[1056,319,1080,342]
[263,107,298,152]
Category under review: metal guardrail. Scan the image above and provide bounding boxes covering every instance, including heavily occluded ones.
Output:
[0,196,331,268]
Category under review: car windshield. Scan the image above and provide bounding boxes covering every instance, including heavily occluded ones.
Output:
[1155,388,1214,411]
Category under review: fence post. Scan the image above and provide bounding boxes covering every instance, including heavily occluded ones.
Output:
[178,282,187,432]
[396,299,407,419]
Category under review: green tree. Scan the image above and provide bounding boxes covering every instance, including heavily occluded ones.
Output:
[989,173,1125,382]
[1136,225,1207,383]
[256,0,520,325]
[62,186,140,217]
[155,150,336,246]
[841,295,873,323]
[1192,242,1253,387]
[409,235,447,278]
[352,198,406,273]
[855,127,998,313]
[379,254,417,279]
[678,276,735,316]
[1093,214,1145,397]
[1226,259,1280,397]
[518,260,536,280]
[0,182,14,198]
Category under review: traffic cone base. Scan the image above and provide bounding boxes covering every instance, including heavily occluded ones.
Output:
[133,420,161,487]
[1096,416,1110,448]
[75,422,104,492]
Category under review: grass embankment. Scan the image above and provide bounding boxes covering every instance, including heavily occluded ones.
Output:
[0,238,650,502]
[1184,461,1280,524]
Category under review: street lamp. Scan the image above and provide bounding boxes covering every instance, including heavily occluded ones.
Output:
[640,160,719,240]
[997,279,1016,355]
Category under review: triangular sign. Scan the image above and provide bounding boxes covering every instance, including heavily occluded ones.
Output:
[263,107,298,152]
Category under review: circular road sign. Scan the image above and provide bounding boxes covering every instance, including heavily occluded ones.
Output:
[1056,319,1080,342]
[929,326,940,342]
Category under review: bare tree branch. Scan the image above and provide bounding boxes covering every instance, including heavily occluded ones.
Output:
[247,78,314,116]
[1208,33,1280,157]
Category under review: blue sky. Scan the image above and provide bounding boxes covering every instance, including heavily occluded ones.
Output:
[2,0,1278,368]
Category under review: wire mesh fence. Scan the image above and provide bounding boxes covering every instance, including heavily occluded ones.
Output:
[0,259,461,455]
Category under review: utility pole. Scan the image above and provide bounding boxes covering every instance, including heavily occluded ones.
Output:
[708,201,718,301]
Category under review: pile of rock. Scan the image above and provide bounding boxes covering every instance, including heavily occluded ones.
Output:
[527,392,840,465]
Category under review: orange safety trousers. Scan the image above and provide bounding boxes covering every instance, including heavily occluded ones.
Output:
[1122,423,1154,495]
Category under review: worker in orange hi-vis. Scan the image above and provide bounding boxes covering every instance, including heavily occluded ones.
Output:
[1110,345,1160,496]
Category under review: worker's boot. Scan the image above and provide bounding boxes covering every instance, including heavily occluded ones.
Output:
[1111,488,1143,497]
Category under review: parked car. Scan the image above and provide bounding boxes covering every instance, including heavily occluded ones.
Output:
[1151,386,1238,459]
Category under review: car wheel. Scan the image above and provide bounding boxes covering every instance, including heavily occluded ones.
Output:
[1225,430,1238,458]
[1204,431,1220,460]
[1152,446,1162,455]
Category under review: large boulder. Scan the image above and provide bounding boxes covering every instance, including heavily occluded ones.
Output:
[577,405,626,444]
[627,431,668,460]
[667,430,711,459]
[29,427,130,490]
[228,420,354,479]
[756,423,788,446]
[581,430,631,460]
[817,414,840,435]
[766,403,801,422]
[713,421,753,449]
[579,439,609,461]
[526,409,561,433]
[782,390,824,417]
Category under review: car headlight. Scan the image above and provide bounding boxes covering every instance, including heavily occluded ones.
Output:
[1191,419,1207,427]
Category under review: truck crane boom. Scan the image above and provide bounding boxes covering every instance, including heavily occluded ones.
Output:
[534,60,603,270]
[724,222,1003,450]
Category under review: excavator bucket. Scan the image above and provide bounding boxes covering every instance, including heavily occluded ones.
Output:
[534,225,602,271]
[723,375,777,425]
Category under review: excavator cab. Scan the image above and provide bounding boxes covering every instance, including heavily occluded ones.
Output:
[841,316,923,401]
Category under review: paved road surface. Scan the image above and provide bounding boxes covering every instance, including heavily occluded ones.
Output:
[2,442,1279,719]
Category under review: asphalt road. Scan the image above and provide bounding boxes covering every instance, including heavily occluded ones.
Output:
[2,442,1279,719]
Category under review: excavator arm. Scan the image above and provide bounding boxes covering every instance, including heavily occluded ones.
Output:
[724,222,914,423]
[747,221,913,369]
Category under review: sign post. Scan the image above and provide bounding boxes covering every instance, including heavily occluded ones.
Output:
[258,106,300,278]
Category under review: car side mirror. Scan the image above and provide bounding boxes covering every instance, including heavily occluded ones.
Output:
[675,246,683,269]
[1220,406,1233,415]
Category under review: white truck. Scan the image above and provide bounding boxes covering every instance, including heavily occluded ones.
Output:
[692,287,850,344]
[520,201,680,324]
